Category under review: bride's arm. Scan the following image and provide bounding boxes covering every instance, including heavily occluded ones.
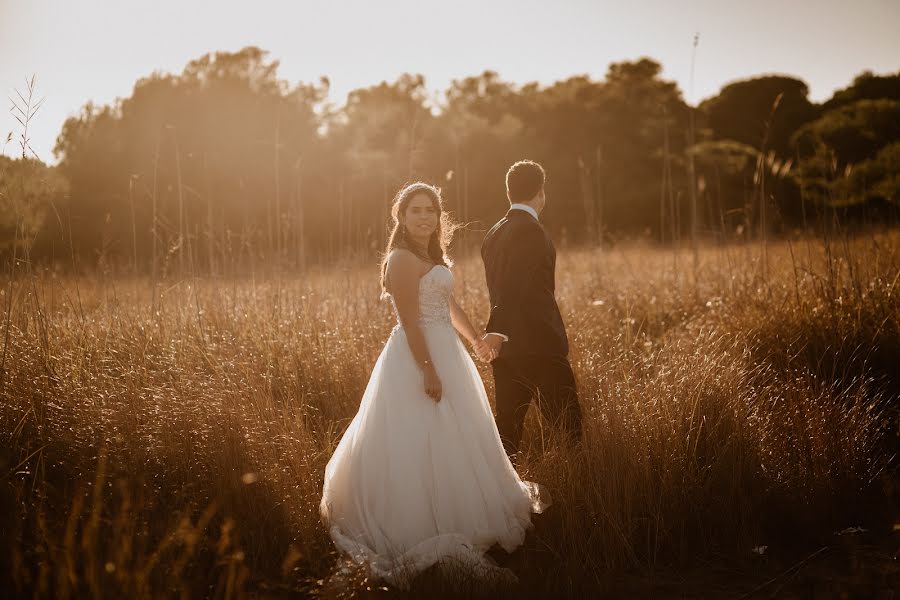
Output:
[449,295,479,345]
[449,294,492,360]
[388,251,433,367]
[387,251,442,401]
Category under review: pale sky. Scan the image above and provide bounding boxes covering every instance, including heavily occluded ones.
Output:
[2,0,898,163]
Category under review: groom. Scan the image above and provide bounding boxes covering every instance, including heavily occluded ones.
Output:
[480,160,583,457]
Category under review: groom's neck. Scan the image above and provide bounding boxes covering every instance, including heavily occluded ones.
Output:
[510,201,540,213]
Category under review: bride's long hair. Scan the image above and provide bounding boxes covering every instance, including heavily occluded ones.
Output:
[380,182,456,296]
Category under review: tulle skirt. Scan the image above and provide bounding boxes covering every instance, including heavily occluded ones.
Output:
[320,323,547,587]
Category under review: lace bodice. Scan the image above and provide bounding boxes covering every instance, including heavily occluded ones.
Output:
[389,265,453,328]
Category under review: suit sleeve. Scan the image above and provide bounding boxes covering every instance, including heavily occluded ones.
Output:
[486,223,545,338]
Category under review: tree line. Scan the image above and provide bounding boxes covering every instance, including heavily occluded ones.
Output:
[2,46,898,273]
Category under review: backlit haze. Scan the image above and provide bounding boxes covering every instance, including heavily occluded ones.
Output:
[2,0,899,162]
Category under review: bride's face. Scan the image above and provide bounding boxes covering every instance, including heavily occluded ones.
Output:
[402,194,439,239]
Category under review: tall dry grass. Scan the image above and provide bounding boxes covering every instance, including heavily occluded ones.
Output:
[2,231,898,598]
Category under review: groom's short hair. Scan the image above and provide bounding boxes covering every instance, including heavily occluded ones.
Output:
[506,160,545,204]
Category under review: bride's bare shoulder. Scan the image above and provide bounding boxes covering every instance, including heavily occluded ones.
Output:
[387,247,415,261]
[387,247,418,269]
[385,248,429,282]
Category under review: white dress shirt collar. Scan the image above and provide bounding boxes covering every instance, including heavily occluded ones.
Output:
[509,203,539,221]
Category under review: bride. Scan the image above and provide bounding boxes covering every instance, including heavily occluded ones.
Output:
[320,182,547,587]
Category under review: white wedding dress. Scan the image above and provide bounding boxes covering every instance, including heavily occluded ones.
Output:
[320,265,547,587]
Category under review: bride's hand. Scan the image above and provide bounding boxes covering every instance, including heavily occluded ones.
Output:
[478,333,501,362]
[472,337,493,363]
[424,364,442,402]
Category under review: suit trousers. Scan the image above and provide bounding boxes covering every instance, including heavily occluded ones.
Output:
[491,354,583,456]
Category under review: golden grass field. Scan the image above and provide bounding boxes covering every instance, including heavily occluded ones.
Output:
[2,230,899,598]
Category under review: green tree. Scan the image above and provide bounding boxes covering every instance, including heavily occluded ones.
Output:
[0,156,69,257]
[822,71,900,112]
[793,99,900,165]
[700,76,819,158]
[54,46,328,272]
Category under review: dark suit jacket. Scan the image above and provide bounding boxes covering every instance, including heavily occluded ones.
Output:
[481,208,569,358]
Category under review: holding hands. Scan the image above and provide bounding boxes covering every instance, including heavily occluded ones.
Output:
[447,294,501,365]
[424,332,501,404]
[473,333,502,363]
